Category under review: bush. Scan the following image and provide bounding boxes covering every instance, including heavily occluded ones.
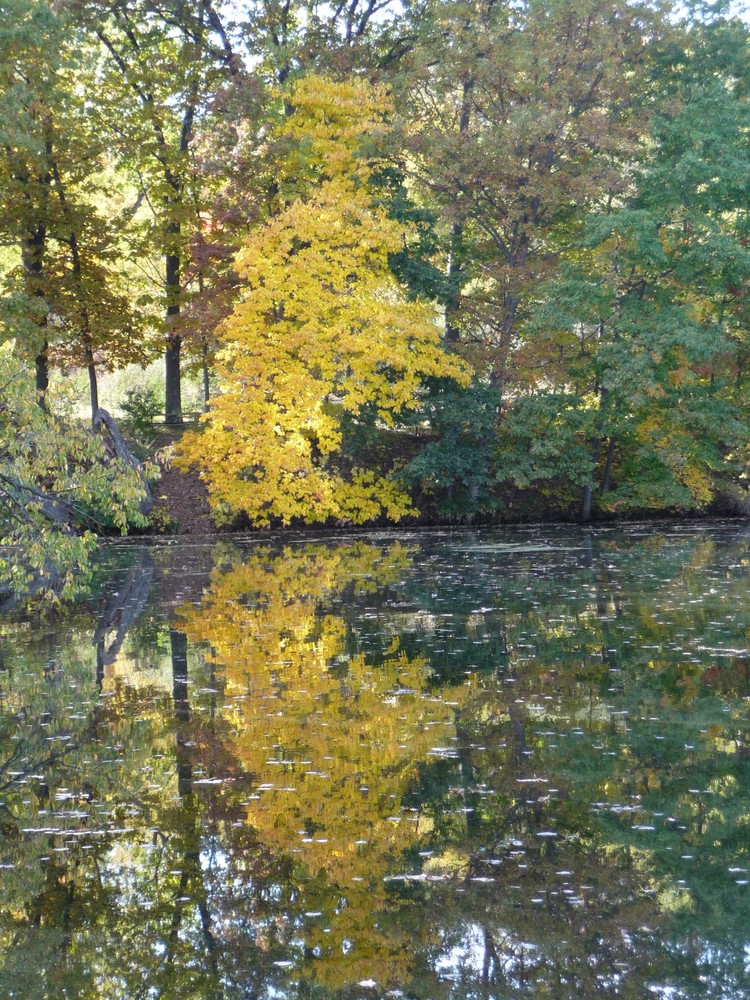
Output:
[121,386,162,441]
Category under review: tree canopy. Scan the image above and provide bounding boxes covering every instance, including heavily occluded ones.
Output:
[3,0,750,588]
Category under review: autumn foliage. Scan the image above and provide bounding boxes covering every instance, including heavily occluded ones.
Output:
[4,0,750,588]
[176,77,468,525]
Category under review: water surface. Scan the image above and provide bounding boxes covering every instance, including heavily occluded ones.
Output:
[2,523,750,998]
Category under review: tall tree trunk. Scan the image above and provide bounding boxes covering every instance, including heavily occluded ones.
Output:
[581,435,601,523]
[34,346,49,406]
[87,356,99,425]
[94,0,238,428]
[21,226,49,409]
[445,223,463,344]
[165,243,183,425]
[163,20,204,428]
[601,436,616,495]
[202,340,210,410]
[165,335,182,424]
[445,78,473,344]
[16,138,52,409]
[581,348,610,522]
[49,153,102,423]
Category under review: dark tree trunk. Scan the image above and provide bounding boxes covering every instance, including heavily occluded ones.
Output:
[35,346,49,405]
[49,153,100,423]
[22,225,49,409]
[580,485,593,523]
[88,360,99,424]
[165,333,182,424]
[445,222,463,344]
[165,245,183,425]
[601,436,616,495]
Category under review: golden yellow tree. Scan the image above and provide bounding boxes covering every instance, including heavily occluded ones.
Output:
[177,76,469,525]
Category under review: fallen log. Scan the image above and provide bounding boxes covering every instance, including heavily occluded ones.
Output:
[94,407,153,515]
[0,470,76,526]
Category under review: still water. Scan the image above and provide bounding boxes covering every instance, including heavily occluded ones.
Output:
[2,523,750,998]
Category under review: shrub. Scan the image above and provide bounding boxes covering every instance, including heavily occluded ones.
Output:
[121,386,162,441]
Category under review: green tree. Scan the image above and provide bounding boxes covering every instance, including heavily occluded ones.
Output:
[386,0,664,514]
[509,11,750,518]
[0,0,147,419]
[73,0,240,424]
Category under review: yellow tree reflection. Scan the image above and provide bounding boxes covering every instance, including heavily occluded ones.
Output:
[178,540,469,989]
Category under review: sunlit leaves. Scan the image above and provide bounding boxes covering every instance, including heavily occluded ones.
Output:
[178,75,468,525]
[0,346,152,598]
[0,0,147,388]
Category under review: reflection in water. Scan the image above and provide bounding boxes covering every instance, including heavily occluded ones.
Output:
[0,526,749,997]
[178,542,469,988]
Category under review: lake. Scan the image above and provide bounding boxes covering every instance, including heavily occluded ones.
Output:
[1,523,750,998]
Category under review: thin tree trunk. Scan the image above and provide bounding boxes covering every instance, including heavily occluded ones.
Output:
[164,11,204,427]
[165,244,183,425]
[16,137,51,409]
[22,228,49,409]
[88,359,99,424]
[445,223,463,344]
[601,436,616,495]
[49,153,100,422]
[445,78,473,344]
[96,1,239,427]
[202,340,210,410]
[581,435,601,523]
[582,359,609,521]
[35,347,49,406]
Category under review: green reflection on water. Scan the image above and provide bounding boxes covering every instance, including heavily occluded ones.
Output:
[0,525,750,998]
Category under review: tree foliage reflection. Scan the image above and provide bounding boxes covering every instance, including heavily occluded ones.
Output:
[2,530,750,996]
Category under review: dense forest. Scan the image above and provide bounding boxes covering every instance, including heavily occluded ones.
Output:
[2,0,750,593]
